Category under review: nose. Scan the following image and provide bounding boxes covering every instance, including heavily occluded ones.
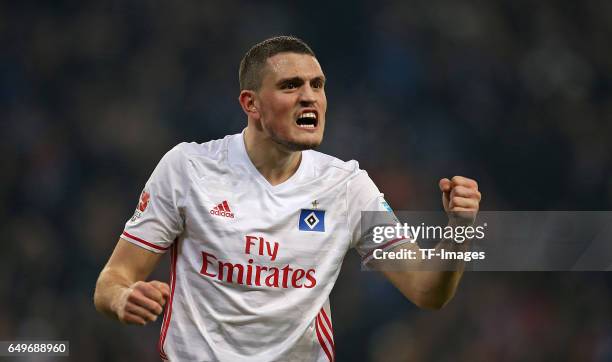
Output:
[299,84,317,106]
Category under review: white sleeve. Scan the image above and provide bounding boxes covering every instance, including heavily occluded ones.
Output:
[120,145,188,253]
[347,171,412,263]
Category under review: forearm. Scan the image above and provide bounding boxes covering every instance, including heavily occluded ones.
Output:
[94,239,168,324]
[380,238,468,309]
[403,270,463,310]
[93,267,134,319]
[417,234,471,304]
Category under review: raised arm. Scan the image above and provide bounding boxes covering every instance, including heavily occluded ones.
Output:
[94,238,170,325]
[378,176,480,309]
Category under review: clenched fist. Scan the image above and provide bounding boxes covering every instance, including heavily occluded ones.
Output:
[439,176,481,226]
[113,280,170,325]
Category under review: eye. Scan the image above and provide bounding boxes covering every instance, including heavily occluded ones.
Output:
[282,82,299,90]
[311,79,325,89]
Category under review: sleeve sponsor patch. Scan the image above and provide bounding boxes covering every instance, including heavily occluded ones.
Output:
[130,189,150,222]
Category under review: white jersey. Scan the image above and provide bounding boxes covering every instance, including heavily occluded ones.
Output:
[120,132,409,362]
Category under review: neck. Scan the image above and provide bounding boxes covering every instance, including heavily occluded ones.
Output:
[243,127,302,186]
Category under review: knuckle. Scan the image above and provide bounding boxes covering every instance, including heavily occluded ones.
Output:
[127,293,138,303]
[142,284,157,295]
[154,290,163,300]
[132,287,147,297]
[130,289,144,299]
[451,176,463,185]
[140,282,154,292]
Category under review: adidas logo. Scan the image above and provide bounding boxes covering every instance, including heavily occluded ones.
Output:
[210,200,235,218]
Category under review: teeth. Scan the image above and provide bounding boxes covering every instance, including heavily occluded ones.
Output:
[298,124,315,128]
[300,112,317,119]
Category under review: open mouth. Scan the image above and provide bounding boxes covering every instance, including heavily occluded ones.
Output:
[296,111,318,129]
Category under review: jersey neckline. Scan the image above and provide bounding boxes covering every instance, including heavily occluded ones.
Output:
[229,130,310,193]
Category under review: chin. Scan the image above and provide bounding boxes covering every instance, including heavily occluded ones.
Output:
[289,141,321,151]
[273,134,323,151]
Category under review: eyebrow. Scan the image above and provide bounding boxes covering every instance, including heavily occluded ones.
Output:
[276,76,326,87]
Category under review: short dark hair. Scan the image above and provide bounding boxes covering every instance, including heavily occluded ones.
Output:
[239,36,316,91]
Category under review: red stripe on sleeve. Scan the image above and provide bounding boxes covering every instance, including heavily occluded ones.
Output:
[122,231,170,251]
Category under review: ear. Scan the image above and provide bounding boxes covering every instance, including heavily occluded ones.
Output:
[238,90,260,120]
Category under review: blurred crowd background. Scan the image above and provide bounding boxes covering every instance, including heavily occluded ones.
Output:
[2,0,612,361]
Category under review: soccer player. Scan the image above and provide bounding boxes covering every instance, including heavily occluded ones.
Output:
[94,36,481,361]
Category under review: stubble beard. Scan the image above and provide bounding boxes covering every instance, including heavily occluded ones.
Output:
[269,130,322,151]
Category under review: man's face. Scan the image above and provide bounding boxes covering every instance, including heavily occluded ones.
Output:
[253,52,327,151]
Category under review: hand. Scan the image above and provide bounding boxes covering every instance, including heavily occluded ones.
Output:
[112,280,170,325]
[439,176,481,226]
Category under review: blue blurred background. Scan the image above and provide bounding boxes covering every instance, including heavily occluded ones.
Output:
[2,0,612,361]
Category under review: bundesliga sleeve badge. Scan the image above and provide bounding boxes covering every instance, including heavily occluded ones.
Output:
[130,189,150,222]
[299,209,325,232]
